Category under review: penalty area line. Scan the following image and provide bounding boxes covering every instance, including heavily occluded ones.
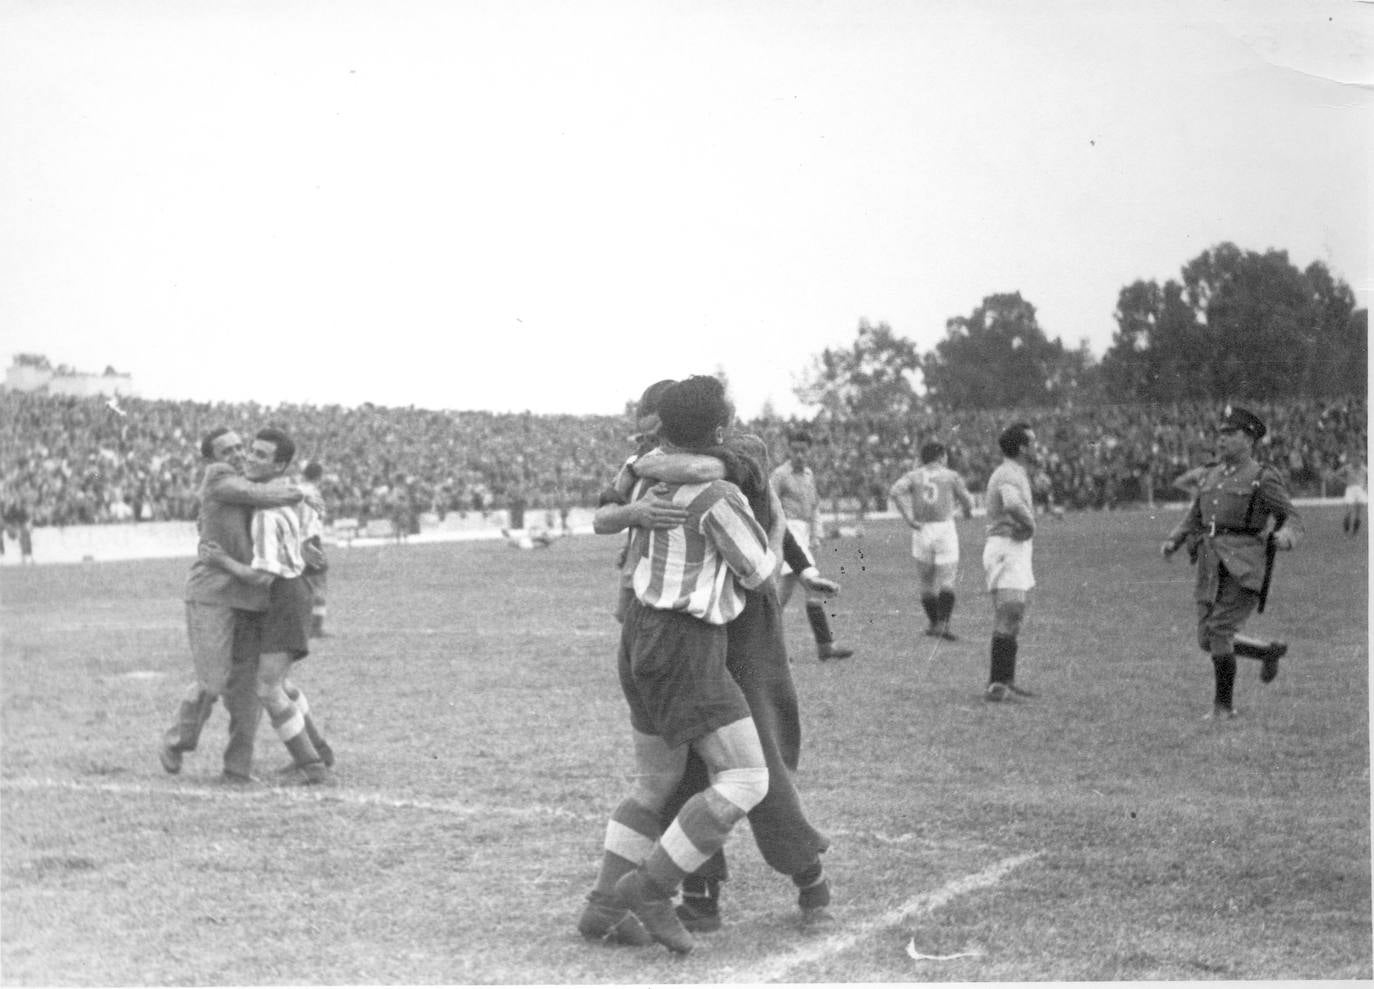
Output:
[731,851,1040,985]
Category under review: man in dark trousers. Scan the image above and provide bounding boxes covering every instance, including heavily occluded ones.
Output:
[1162,405,1301,719]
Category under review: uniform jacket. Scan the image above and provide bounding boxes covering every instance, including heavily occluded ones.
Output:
[184,463,301,611]
[1167,457,1301,602]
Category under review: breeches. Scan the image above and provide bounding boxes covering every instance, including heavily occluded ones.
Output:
[1196,565,1258,654]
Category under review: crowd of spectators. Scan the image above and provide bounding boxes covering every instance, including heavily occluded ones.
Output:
[2,389,1364,529]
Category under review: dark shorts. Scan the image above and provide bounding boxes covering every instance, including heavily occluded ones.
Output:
[1196,565,1257,654]
[305,570,327,605]
[231,608,264,664]
[260,576,312,659]
[618,599,751,749]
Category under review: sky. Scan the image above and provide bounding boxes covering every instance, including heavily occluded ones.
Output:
[1,0,1370,419]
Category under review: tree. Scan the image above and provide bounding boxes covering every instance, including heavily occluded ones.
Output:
[1100,243,1364,402]
[1102,279,1211,402]
[920,292,1084,409]
[793,319,921,421]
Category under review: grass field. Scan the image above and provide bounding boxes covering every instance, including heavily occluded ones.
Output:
[1,506,1369,984]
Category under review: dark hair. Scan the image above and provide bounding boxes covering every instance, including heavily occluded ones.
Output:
[636,379,677,419]
[657,376,731,448]
[255,427,296,466]
[998,422,1033,459]
[920,441,946,465]
[303,461,323,481]
[201,427,233,461]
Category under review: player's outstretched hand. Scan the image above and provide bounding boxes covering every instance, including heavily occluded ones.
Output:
[1161,540,1178,559]
[800,572,841,596]
[199,540,228,565]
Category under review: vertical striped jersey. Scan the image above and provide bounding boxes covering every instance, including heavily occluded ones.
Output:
[252,502,323,579]
[630,476,776,625]
[889,464,973,523]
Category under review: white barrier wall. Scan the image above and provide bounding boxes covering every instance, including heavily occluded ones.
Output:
[0,508,603,566]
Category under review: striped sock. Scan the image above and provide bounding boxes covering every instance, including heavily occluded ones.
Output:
[594,799,661,895]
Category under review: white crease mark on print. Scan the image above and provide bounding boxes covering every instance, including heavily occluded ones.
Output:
[729,852,1040,984]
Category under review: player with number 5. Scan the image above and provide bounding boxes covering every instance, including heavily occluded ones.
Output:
[889,441,975,642]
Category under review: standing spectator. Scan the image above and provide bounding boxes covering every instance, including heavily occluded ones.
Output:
[1339,452,1367,537]
[17,508,34,564]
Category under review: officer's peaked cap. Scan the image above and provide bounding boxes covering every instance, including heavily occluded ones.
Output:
[1220,405,1266,441]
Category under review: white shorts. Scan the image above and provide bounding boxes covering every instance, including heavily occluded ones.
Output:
[983,535,1035,593]
[1344,485,1367,505]
[910,519,959,567]
[782,519,816,574]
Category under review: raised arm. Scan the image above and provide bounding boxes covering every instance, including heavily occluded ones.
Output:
[633,450,727,485]
[888,474,917,529]
[593,464,688,535]
[205,464,305,509]
[702,490,777,591]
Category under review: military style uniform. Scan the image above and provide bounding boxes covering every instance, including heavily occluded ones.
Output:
[1164,406,1301,717]
[1170,459,1300,648]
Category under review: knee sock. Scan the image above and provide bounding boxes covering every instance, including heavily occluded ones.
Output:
[644,769,766,895]
[920,594,939,627]
[594,799,661,896]
[805,602,834,645]
[989,634,1017,685]
[270,702,321,768]
[936,589,956,625]
[1212,655,1237,709]
[285,686,330,760]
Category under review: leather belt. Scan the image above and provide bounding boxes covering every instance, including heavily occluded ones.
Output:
[1208,523,1262,537]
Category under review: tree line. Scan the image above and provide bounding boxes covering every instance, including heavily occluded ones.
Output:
[796,242,1366,417]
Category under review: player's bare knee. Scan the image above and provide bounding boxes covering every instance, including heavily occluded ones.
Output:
[707,766,769,818]
[628,773,681,812]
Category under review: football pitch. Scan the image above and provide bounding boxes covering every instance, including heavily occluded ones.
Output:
[1,507,1369,984]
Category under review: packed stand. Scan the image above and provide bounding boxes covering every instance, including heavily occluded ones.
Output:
[1,390,1364,529]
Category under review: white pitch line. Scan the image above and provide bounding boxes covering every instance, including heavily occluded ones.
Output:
[0,776,602,822]
[729,851,1040,985]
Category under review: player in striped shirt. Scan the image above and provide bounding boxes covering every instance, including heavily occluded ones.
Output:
[585,382,836,939]
[201,427,333,784]
[888,441,975,641]
[585,376,777,954]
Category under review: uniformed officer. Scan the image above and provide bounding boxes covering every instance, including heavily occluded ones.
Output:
[1161,406,1301,719]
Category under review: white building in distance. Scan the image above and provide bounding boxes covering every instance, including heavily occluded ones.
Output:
[4,354,137,398]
